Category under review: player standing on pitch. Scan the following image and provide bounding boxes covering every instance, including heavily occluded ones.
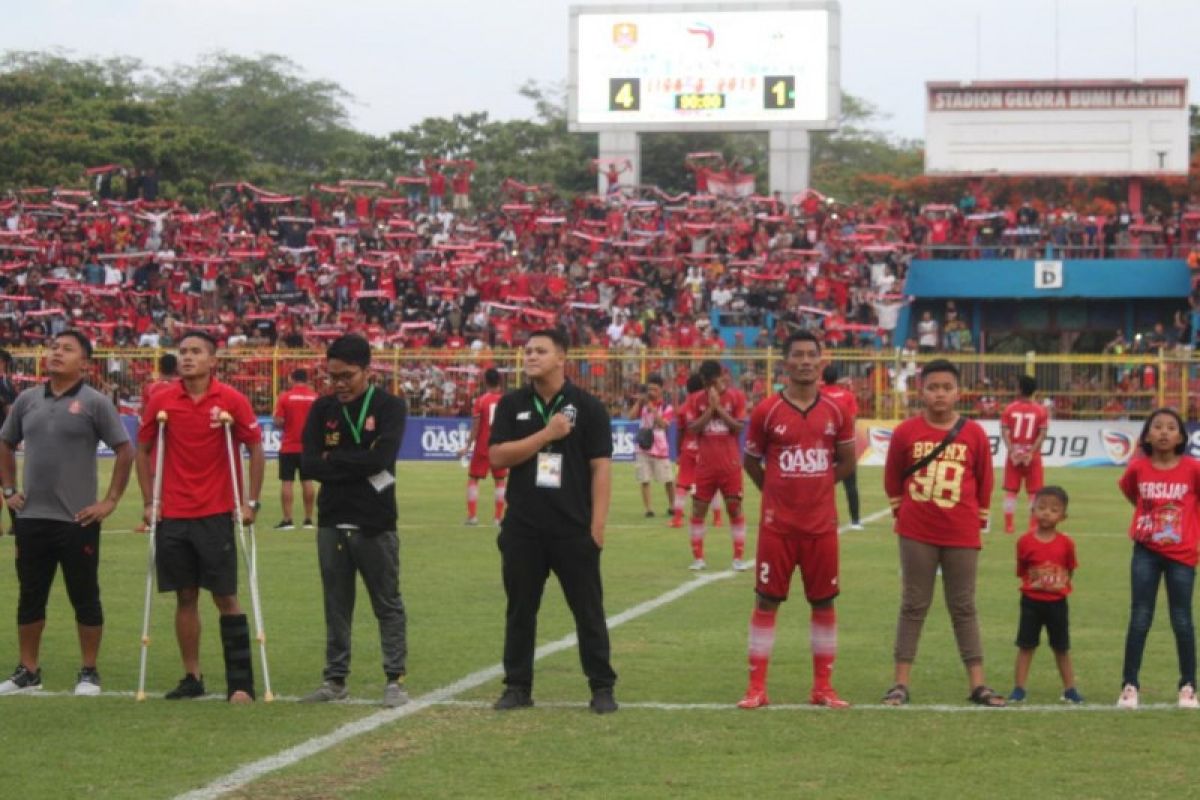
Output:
[457,367,507,526]
[682,360,749,571]
[136,331,265,703]
[1000,375,1049,534]
[820,365,862,530]
[738,332,856,709]
[272,368,318,530]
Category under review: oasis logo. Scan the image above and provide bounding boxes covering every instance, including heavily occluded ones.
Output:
[421,424,471,458]
[778,446,830,475]
[612,428,636,458]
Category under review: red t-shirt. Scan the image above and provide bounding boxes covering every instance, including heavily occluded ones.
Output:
[681,387,747,474]
[1118,456,1200,567]
[273,383,319,455]
[676,399,699,463]
[1016,531,1077,601]
[884,415,995,548]
[471,390,503,457]
[820,384,859,420]
[1001,399,1049,462]
[139,378,262,519]
[745,393,854,536]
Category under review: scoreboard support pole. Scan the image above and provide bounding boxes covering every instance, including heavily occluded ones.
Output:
[768,129,811,198]
[597,130,641,195]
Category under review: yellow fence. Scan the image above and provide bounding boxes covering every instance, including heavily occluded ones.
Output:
[10,347,1193,421]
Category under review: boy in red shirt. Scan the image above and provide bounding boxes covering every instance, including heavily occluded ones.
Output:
[738,332,856,709]
[882,359,1002,707]
[1000,375,1049,533]
[272,368,319,530]
[681,361,749,571]
[135,332,265,703]
[1007,486,1082,703]
[457,368,508,526]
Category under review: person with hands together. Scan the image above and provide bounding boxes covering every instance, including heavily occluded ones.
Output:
[0,331,133,697]
[488,328,617,714]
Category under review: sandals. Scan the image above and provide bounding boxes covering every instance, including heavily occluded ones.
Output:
[881,684,909,706]
[968,685,1007,707]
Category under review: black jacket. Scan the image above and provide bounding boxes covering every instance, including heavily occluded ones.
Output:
[301,386,406,532]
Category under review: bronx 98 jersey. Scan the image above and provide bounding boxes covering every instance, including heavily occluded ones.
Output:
[745,393,853,537]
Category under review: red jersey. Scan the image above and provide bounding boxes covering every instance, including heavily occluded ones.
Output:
[682,387,747,473]
[1001,399,1049,459]
[1016,531,1077,602]
[143,379,174,403]
[1118,456,1200,567]
[676,399,699,462]
[820,384,859,419]
[139,378,261,519]
[884,416,994,548]
[273,383,318,455]
[471,391,503,457]
[745,393,854,537]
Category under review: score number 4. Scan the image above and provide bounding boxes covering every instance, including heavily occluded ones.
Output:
[609,78,640,111]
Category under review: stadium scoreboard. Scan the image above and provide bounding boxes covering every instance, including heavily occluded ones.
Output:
[569,3,840,132]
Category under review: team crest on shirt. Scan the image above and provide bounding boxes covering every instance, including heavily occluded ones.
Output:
[208,406,224,428]
[365,416,376,432]
[562,404,578,425]
[68,400,82,414]
[326,419,338,429]
[824,421,837,437]
[773,424,787,435]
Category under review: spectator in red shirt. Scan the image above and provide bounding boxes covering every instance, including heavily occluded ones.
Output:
[136,331,266,703]
[272,368,319,530]
[882,359,1001,707]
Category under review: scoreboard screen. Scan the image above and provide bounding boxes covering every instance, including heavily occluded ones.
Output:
[570,4,838,131]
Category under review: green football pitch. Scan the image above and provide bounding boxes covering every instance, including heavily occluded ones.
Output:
[0,462,1196,799]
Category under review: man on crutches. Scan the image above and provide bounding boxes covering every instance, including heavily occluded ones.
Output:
[136,331,265,703]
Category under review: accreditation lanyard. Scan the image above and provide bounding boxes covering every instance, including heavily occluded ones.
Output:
[341,385,376,445]
[533,393,564,450]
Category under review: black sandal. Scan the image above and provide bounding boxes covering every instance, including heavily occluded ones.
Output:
[968,685,1006,707]
[882,684,909,706]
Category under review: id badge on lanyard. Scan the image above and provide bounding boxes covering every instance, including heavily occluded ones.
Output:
[534,393,565,490]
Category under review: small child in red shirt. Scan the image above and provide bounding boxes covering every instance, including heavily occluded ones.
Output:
[1007,486,1082,704]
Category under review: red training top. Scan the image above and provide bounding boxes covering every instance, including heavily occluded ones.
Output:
[681,387,747,474]
[140,378,261,519]
[273,383,319,455]
[1001,399,1049,461]
[884,415,994,548]
[1016,531,1077,601]
[471,390,503,457]
[1118,456,1200,567]
[745,393,854,537]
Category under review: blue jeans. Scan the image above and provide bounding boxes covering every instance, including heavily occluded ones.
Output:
[1122,543,1196,689]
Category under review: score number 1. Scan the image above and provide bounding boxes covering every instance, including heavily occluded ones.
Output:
[609,78,640,112]
[764,75,795,110]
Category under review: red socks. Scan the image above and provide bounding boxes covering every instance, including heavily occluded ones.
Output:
[810,606,837,691]
[747,607,778,690]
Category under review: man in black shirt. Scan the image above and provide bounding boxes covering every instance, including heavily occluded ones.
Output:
[299,335,409,707]
[489,328,617,714]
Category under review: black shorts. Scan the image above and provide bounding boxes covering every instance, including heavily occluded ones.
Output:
[1015,595,1070,651]
[279,453,310,482]
[156,514,238,596]
[15,517,103,626]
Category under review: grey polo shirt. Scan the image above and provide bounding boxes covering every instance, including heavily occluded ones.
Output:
[0,381,130,523]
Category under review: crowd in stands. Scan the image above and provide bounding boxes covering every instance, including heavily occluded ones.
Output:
[2,159,1199,416]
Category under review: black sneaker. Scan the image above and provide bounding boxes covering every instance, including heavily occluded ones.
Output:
[493,686,533,711]
[590,687,618,714]
[273,520,295,531]
[302,519,315,530]
[0,664,41,695]
[165,674,206,700]
[644,510,655,518]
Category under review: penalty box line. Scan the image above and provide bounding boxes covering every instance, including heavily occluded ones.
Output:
[170,508,887,798]
[173,567,739,799]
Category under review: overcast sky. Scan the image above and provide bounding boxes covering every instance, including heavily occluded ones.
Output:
[4,0,1198,141]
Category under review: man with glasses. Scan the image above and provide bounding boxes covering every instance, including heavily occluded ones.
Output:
[299,334,410,707]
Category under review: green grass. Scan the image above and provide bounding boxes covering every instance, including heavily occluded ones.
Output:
[0,463,1193,799]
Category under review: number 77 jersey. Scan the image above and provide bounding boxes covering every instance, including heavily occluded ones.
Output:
[883,416,995,548]
[1001,399,1049,457]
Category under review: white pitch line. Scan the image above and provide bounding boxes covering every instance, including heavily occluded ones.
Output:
[173,568,739,799]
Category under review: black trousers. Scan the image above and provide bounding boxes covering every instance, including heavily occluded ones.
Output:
[841,471,861,523]
[498,528,616,692]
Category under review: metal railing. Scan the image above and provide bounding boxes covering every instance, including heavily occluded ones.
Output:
[8,346,1196,421]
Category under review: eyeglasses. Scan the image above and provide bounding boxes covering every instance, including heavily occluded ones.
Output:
[328,369,363,384]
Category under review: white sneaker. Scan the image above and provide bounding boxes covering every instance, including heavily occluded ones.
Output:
[1117,683,1139,709]
[1178,684,1199,709]
[731,559,752,572]
[688,559,707,571]
[74,667,101,696]
[849,523,864,531]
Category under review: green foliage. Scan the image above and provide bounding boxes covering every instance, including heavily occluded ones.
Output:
[809,94,924,202]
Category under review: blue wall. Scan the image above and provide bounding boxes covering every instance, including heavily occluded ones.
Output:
[904,259,1190,299]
